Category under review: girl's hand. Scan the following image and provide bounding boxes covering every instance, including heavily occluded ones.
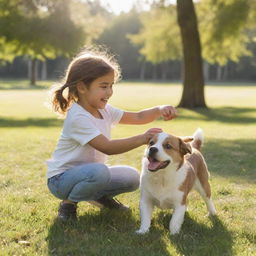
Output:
[159,105,178,121]
[142,128,163,144]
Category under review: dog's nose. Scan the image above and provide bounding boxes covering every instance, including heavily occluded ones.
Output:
[149,147,158,156]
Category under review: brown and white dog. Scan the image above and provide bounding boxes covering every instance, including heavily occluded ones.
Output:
[136,128,216,235]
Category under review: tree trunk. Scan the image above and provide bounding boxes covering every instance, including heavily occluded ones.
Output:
[176,0,207,108]
[223,64,228,81]
[216,65,222,81]
[161,62,167,81]
[30,58,38,86]
[41,60,47,80]
[140,61,146,80]
[28,59,31,81]
[152,65,157,80]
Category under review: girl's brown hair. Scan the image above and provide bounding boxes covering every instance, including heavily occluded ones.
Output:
[51,46,121,115]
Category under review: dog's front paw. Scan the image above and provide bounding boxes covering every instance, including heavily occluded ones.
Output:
[170,229,180,235]
[135,228,149,235]
[169,225,181,235]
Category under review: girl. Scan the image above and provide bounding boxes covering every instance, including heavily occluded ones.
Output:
[47,47,177,221]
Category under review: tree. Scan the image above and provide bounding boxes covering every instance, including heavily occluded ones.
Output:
[97,11,142,79]
[129,5,182,64]
[0,0,84,85]
[129,1,206,108]
[0,0,106,85]
[198,0,252,74]
[128,4,183,80]
[129,0,256,107]
[177,0,206,108]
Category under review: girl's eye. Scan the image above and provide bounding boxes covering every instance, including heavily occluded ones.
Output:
[165,144,172,149]
[149,140,154,146]
[100,85,113,89]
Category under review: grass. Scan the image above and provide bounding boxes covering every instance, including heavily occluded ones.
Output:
[0,80,256,256]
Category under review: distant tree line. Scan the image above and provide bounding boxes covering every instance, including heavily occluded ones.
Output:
[2,52,255,82]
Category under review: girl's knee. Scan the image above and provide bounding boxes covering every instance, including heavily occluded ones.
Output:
[47,174,67,200]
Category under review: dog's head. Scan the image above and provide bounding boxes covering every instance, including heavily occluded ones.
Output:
[145,132,193,172]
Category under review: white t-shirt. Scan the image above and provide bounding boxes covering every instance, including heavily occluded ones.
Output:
[46,103,124,178]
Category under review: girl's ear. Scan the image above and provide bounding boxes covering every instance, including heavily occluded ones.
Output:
[77,81,87,93]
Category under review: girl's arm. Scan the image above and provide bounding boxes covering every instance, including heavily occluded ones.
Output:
[88,128,162,155]
[119,105,177,125]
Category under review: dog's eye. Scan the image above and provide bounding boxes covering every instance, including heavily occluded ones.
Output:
[149,140,154,146]
[165,143,172,149]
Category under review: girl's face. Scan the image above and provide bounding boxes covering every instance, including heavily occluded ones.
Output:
[78,71,115,114]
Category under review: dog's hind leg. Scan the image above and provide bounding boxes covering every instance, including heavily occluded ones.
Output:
[136,193,154,234]
[195,178,216,216]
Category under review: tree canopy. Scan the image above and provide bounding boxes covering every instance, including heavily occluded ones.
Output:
[0,0,108,84]
[129,5,182,64]
[0,0,85,61]
[198,0,252,65]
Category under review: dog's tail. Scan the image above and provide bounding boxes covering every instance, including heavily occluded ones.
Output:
[191,128,203,151]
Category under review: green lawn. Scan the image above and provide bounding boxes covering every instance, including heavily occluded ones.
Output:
[0,80,255,256]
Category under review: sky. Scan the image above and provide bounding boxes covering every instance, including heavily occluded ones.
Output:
[100,0,176,14]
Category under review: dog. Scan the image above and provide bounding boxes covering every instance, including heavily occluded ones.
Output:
[136,128,216,235]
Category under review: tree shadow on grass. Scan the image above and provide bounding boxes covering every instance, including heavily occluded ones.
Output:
[47,207,170,256]
[1,106,255,128]
[0,117,63,127]
[158,213,233,256]
[0,107,256,127]
[178,107,256,124]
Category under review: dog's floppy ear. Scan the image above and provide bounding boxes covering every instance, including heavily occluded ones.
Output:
[179,138,192,155]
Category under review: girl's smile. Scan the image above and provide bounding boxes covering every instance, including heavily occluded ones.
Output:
[77,71,115,117]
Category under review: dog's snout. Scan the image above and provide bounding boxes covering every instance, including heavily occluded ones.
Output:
[149,147,158,156]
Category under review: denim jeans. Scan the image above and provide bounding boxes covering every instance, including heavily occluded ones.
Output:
[47,163,140,202]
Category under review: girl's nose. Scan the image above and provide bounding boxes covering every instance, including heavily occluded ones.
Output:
[107,87,113,96]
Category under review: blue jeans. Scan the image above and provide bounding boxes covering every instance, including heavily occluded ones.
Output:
[47,163,140,202]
